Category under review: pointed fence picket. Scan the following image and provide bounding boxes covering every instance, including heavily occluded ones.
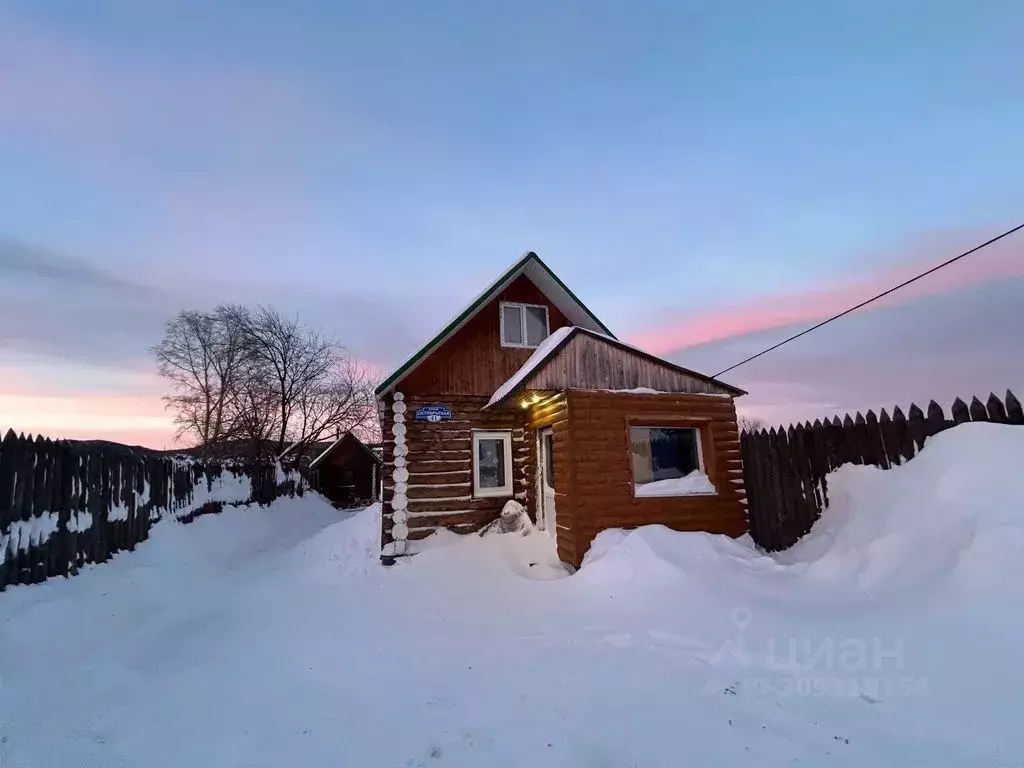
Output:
[742,389,1024,551]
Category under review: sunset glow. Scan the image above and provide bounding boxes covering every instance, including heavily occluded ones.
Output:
[627,240,1024,356]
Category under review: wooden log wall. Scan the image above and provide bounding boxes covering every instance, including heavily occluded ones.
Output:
[558,391,747,568]
[742,389,1024,551]
[380,393,530,556]
[0,429,283,591]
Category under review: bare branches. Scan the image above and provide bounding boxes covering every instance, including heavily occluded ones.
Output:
[286,357,377,465]
[240,306,338,455]
[738,415,767,434]
[151,306,247,455]
[153,304,379,462]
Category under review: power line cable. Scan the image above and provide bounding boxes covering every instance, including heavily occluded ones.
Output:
[713,221,1024,379]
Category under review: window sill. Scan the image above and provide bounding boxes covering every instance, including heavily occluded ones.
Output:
[634,473,717,498]
[474,488,514,499]
[500,340,541,350]
[634,489,718,499]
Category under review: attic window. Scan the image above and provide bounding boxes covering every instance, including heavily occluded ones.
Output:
[500,302,549,348]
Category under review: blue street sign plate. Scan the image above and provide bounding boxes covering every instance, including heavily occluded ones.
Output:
[414,405,453,423]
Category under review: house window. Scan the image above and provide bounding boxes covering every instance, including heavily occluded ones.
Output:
[500,302,549,348]
[340,469,356,487]
[472,430,513,497]
[629,426,716,496]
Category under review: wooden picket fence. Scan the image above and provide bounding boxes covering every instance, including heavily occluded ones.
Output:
[0,429,282,591]
[741,390,1024,551]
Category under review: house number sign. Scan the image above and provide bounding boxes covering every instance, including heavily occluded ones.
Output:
[414,405,454,423]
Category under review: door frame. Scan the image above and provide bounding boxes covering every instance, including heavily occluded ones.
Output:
[537,427,556,534]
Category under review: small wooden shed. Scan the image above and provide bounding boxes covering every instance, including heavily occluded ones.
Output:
[308,432,382,508]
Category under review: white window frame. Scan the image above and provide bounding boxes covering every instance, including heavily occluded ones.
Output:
[499,301,550,349]
[629,425,715,497]
[472,430,514,498]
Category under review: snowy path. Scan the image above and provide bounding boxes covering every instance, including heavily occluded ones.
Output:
[2,423,1023,767]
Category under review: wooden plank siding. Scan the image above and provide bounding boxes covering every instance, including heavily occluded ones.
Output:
[528,332,736,395]
[399,275,570,396]
[380,394,530,549]
[557,390,747,567]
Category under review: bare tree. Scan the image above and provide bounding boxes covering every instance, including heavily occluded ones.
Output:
[738,415,768,434]
[152,306,247,455]
[237,306,338,455]
[286,358,377,464]
[226,357,281,461]
[155,303,379,461]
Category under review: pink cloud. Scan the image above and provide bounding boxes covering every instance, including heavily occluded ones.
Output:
[0,393,177,449]
[0,356,385,450]
[627,231,1024,355]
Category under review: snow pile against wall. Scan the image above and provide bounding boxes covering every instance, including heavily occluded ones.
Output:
[585,422,1024,599]
[771,421,1024,597]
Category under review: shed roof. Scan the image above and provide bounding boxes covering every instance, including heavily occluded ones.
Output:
[485,326,746,409]
[308,432,383,470]
[375,252,613,397]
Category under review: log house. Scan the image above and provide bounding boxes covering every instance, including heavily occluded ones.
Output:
[376,252,747,566]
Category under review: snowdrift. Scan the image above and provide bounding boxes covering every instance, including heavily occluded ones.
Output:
[3,423,1023,767]
[773,421,1024,597]
[580,421,1024,601]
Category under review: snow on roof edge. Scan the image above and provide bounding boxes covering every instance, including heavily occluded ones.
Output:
[309,432,384,469]
[276,442,298,461]
[308,435,345,469]
[599,387,732,397]
[486,326,577,408]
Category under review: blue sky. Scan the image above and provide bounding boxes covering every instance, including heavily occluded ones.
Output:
[1,1,1022,446]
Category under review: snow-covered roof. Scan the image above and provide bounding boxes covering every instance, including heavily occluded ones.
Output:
[308,432,383,470]
[375,252,613,397]
[276,442,300,462]
[308,435,344,469]
[486,326,575,408]
[485,326,746,408]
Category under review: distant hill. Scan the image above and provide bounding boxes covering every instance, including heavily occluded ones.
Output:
[166,439,287,462]
[1,430,162,455]
[168,439,342,467]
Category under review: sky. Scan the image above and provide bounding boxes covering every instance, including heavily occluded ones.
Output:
[1,0,1022,448]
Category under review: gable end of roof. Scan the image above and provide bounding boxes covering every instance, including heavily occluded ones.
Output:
[375,251,613,397]
[485,326,746,408]
[308,432,383,470]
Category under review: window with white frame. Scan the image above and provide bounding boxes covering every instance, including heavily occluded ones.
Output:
[472,430,513,497]
[629,426,717,497]
[500,302,549,348]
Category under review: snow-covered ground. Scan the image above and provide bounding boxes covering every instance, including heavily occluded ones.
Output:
[1,423,1022,767]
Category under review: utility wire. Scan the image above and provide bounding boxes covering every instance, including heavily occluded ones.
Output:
[713,221,1024,379]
